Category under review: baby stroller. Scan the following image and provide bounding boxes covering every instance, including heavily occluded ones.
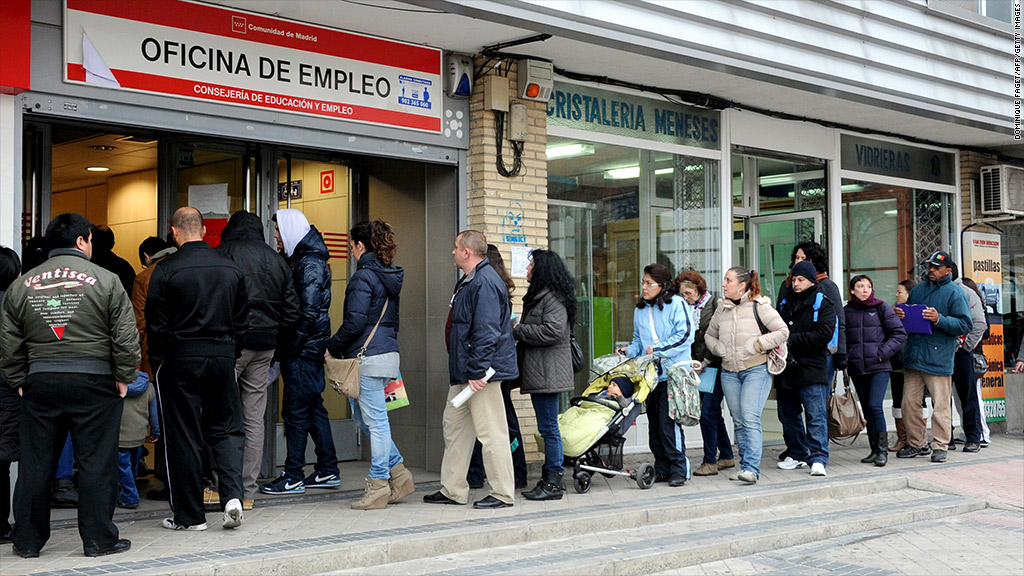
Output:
[544,354,659,493]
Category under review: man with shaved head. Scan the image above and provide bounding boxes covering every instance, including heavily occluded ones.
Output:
[146,207,249,531]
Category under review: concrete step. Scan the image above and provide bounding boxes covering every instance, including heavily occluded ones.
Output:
[318,477,987,575]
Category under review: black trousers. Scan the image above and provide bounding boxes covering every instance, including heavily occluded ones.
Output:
[952,349,984,443]
[155,355,244,527]
[13,373,122,553]
[467,381,528,486]
[646,381,687,478]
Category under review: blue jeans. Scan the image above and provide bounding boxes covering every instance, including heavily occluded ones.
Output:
[699,370,733,465]
[117,446,143,505]
[56,434,74,480]
[531,393,563,474]
[852,372,889,441]
[776,383,830,466]
[281,358,339,479]
[720,365,772,477]
[349,375,403,479]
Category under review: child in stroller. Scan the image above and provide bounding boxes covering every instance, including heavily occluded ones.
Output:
[540,355,659,493]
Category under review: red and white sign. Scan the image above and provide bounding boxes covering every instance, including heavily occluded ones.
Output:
[320,170,334,194]
[64,0,442,133]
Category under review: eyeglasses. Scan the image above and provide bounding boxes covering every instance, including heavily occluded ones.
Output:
[641,281,662,288]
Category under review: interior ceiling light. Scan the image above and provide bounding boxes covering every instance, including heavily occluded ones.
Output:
[605,166,640,179]
[86,166,110,172]
[89,145,118,151]
[654,168,674,175]
[546,143,595,160]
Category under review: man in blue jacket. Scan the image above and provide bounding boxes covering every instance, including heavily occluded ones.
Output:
[895,251,972,463]
[424,230,518,509]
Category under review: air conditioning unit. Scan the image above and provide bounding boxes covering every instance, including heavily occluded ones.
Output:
[980,164,1024,216]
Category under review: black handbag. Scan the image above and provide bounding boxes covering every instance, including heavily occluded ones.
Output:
[972,350,988,374]
[570,332,584,373]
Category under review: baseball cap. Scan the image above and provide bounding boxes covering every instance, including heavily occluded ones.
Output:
[922,251,953,268]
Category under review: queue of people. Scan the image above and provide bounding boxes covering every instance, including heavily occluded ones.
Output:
[0,211,1002,558]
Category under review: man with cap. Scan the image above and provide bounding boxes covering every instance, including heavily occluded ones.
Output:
[774,261,838,477]
[893,251,972,463]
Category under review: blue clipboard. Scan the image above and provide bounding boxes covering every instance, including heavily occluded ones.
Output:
[698,367,718,393]
[897,304,933,334]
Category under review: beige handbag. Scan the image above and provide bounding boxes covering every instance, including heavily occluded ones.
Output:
[325,300,388,399]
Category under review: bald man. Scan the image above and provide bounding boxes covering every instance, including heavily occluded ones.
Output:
[146,207,249,531]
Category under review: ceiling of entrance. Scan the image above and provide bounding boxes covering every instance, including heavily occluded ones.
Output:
[208,0,1022,161]
[52,133,157,193]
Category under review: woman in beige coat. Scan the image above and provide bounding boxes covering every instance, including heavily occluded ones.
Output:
[704,267,788,484]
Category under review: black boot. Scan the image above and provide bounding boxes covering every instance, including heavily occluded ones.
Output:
[873,433,888,467]
[522,469,563,501]
[861,432,879,464]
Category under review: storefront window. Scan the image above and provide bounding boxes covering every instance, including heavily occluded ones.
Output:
[1002,222,1024,364]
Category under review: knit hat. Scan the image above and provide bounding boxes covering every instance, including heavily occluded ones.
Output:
[791,261,818,284]
[609,376,635,398]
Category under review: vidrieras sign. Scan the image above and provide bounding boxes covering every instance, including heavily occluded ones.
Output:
[64,0,442,133]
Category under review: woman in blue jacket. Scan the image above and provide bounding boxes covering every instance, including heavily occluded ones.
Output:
[326,220,413,510]
[844,274,906,467]
[616,263,694,486]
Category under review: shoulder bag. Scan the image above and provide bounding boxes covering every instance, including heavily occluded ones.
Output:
[753,301,788,375]
[570,330,584,373]
[828,372,866,444]
[325,300,388,399]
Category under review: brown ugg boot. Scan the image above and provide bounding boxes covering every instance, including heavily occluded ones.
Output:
[890,418,907,452]
[352,477,390,510]
[388,463,415,503]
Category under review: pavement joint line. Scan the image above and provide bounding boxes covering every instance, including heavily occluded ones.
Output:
[414,493,981,575]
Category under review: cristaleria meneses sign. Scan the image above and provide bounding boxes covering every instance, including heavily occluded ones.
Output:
[63,0,442,133]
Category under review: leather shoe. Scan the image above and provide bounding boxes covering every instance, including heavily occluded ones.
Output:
[653,474,670,483]
[422,491,463,505]
[962,441,980,453]
[473,495,512,509]
[668,474,686,487]
[84,538,131,558]
[13,544,40,558]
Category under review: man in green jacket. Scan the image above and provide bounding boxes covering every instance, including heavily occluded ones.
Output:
[0,213,140,559]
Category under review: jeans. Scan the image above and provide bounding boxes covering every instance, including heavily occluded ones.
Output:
[531,393,563,474]
[852,372,889,441]
[775,383,830,466]
[349,375,403,479]
[699,369,733,465]
[720,365,772,477]
[281,358,339,479]
[56,434,74,480]
[117,447,143,505]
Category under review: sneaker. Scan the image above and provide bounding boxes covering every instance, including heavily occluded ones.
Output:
[962,441,980,453]
[260,474,305,495]
[919,444,932,457]
[810,462,827,477]
[693,462,719,476]
[736,470,758,484]
[242,499,254,511]
[222,498,243,529]
[116,498,139,509]
[162,518,207,531]
[203,487,220,504]
[897,446,922,458]
[777,456,808,470]
[717,458,736,470]
[303,471,341,489]
[930,449,947,463]
[980,440,990,448]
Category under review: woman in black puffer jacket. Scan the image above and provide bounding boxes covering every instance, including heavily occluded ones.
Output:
[844,274,906,467]
[514,249,576,501]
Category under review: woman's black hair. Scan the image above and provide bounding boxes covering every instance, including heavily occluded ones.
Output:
[523,249,576,327]
[899,279,917,293]
[0,246,21,292]
[792,240,828,273]
[21,236,47,273]
[637,263,678,310]
[487,244,515,302]
[848,274,873,292]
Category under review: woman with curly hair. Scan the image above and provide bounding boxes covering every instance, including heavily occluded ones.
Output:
[326,219,413,510]
[514,249,577,500]
[616,263,694,486]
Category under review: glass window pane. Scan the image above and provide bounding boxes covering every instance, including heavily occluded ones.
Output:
[653,156,721,291]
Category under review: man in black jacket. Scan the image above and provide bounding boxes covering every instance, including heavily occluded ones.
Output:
[147,207,248,531]
[423,230,518,510]
[217,211,299,510]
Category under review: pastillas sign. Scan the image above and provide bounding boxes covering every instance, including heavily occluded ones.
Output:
[64,0,442,133]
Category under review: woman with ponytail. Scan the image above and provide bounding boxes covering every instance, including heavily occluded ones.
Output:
[326,220,413,510]
[616,263,694,486]
[705,267,789,485]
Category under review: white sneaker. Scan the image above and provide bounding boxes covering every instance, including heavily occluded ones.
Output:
[736,470,758,484]
[777,456,808,470]
[810,462,827,477]
[222,498,243,529]
[162,518,207,531]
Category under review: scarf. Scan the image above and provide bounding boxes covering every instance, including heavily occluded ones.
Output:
[849,291,885,309]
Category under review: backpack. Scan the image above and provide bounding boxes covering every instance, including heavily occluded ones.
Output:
[665,361,701,427]
[779,292,838,352]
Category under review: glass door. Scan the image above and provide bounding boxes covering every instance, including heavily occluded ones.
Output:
[749,210,822,306]
[549,200,595,395]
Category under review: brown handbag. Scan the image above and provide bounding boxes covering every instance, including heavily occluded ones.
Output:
[324,300,388,399]
[828,372,866,445]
